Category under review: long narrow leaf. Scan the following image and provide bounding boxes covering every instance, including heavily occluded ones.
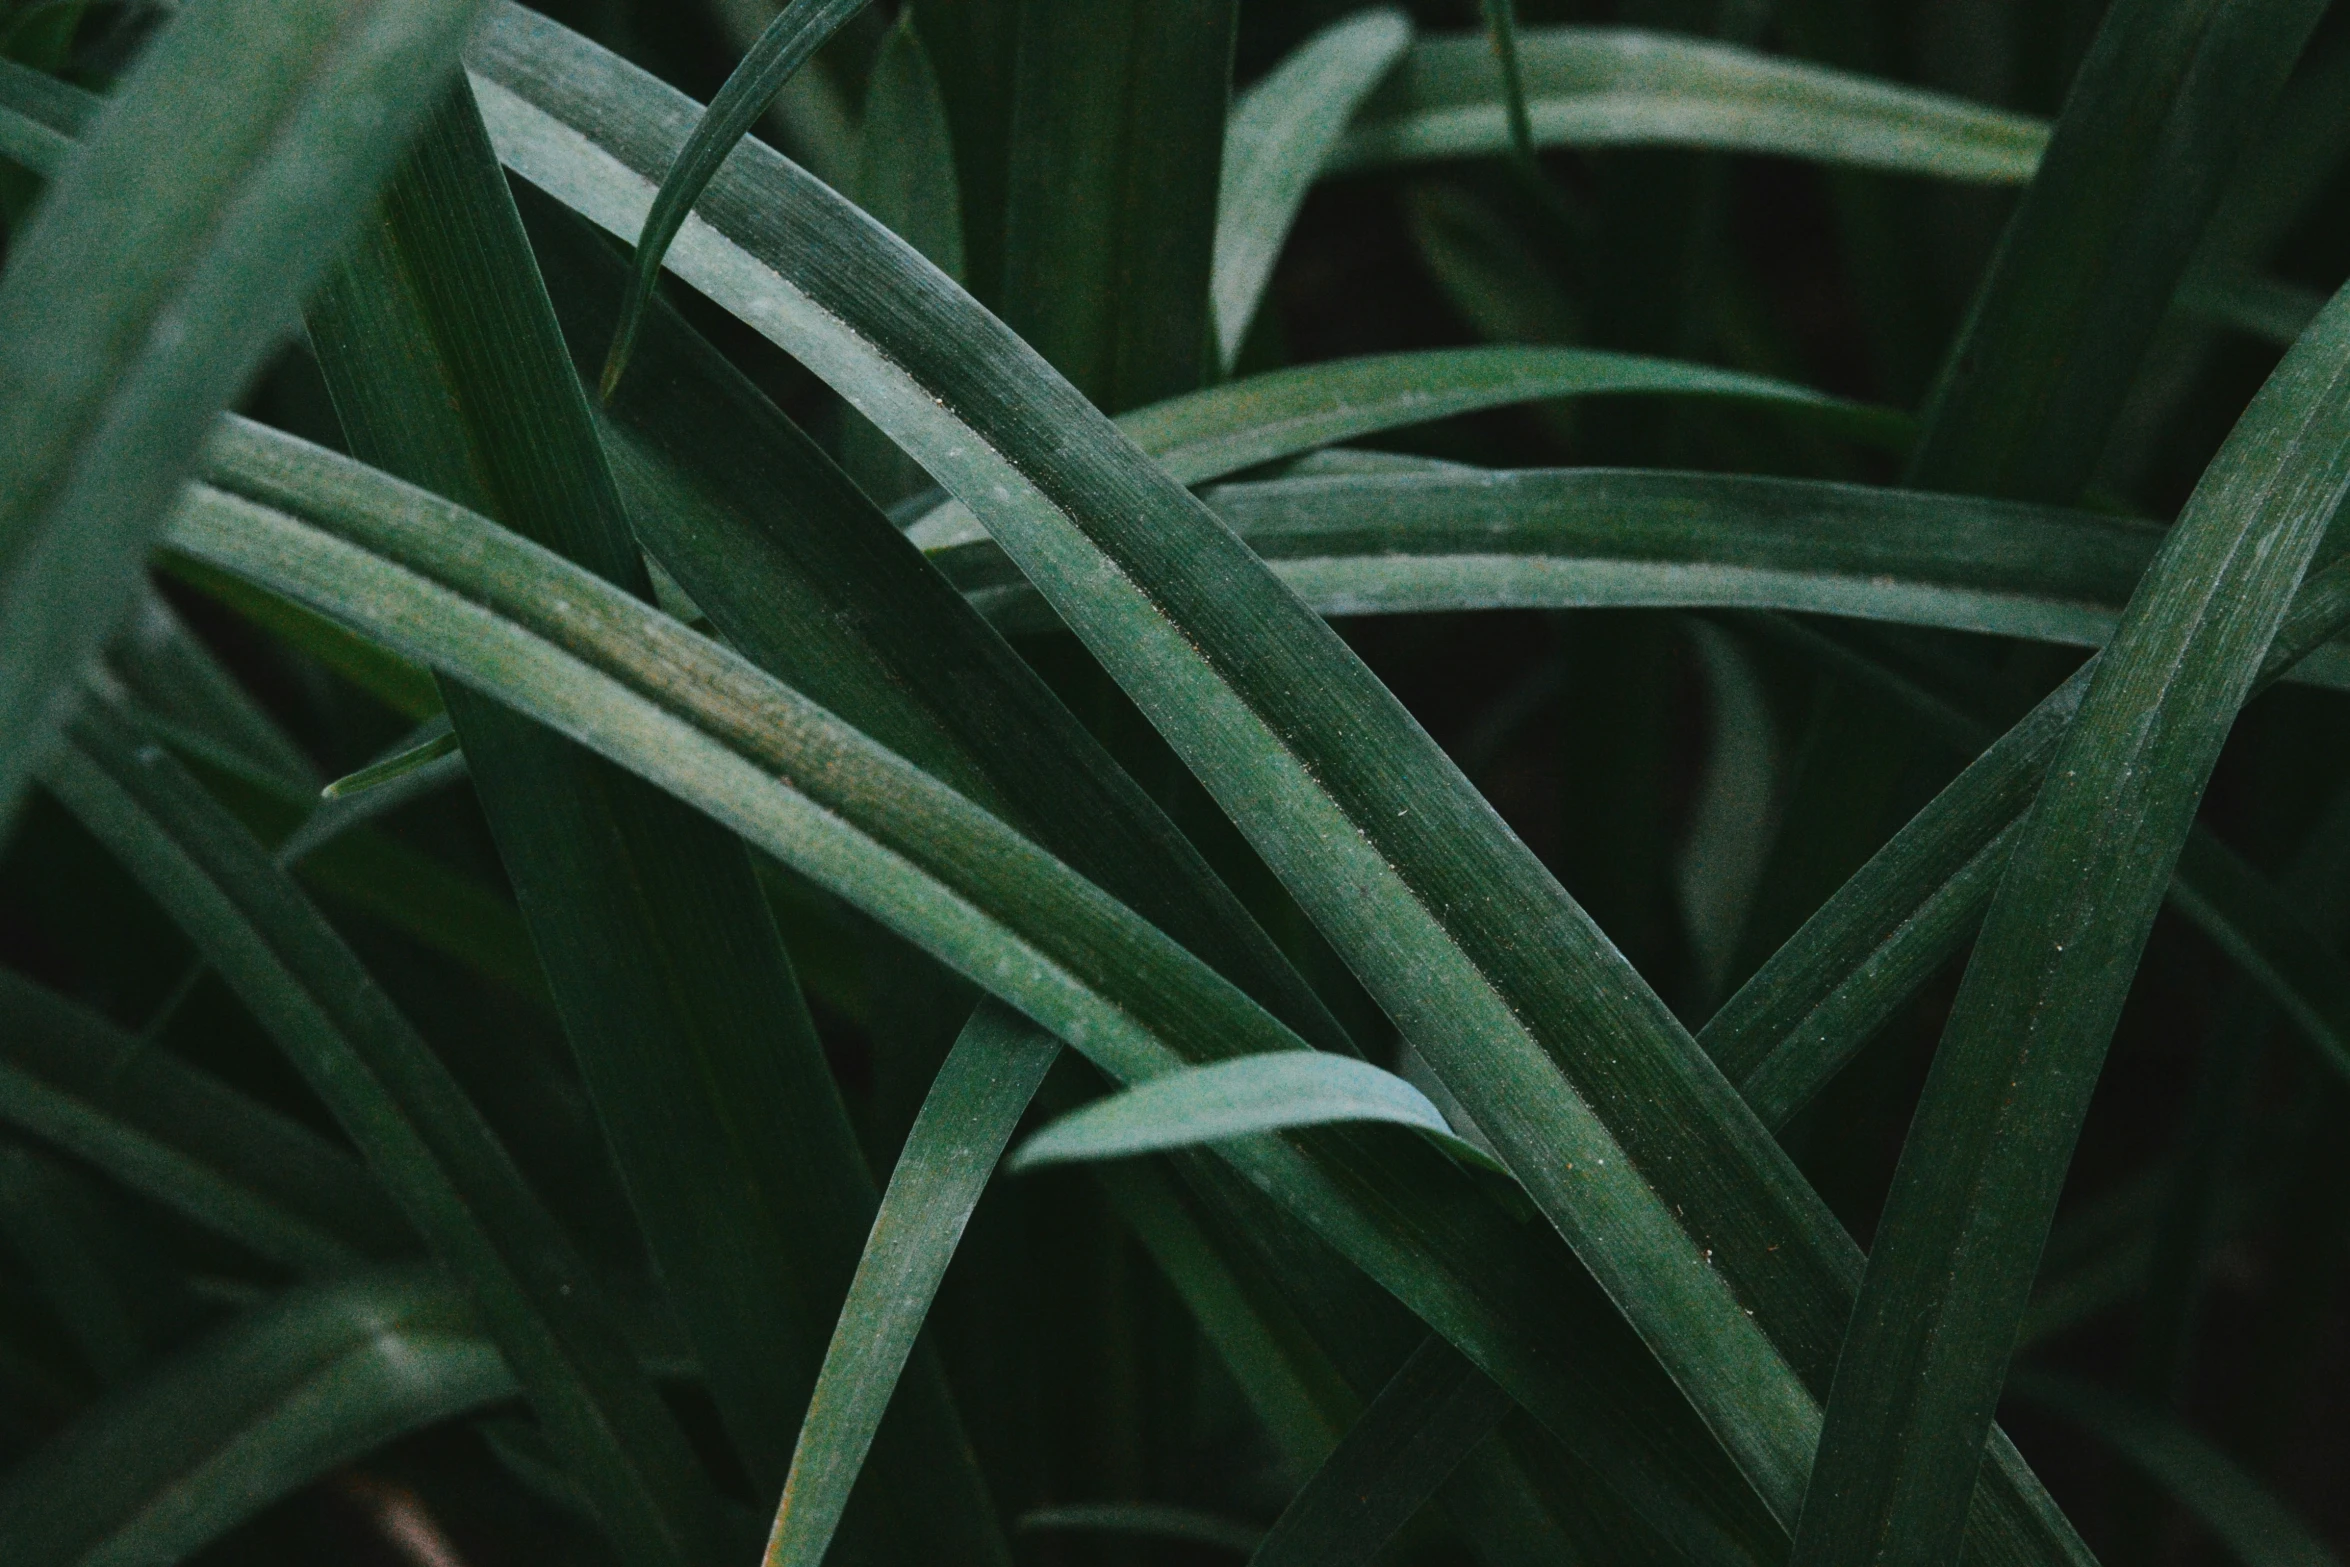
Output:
[0,0,480,811]
[1212,8,1411,368]
[600,0,872,394]
[766,1003,1059,1567]
[1790,281,2350,1567]
[1331,26,2047,182]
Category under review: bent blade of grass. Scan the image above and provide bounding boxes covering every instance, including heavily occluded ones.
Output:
[0,1266,512,1567]
[600,0,872,395]
[2007,1372,2343,1567]
[905,348,1906,551]
[1213,7,1411,369]
[0,0,482,817]
[1009,1054,1505,1176]
[44,695,729,1567]
[1790,282,2350,1567]
[1331,26,2046,183]
[0,969,410,1275]
[1250,1335,1512,1567]
[1908,0,2328,503]
[176,435,1780,1566]
[767,1002,1058,1567]
[462,16,2085,1555]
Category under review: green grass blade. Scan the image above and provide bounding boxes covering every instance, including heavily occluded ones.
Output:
[319,719,460,801]
[0,1266,513,1567]
[0,969,409,1275]
[43,695,729,1567]
[1212,7,1411,368]
[1251,1336,1512,1567]
[922,469,2350,691]
[2008,1372,2343,1567]
[599,0,872,396]
[0,0,480,815]
[1789,282,2350,1567]
[108,591,319,799]
[905,351,1905,550]
[458,21,2088,1556]
[1331,26,2046,182]
[303,85,1006,1564]
[1907,0,2328,503]
[1008,1054,1504,1176]
[176,432,1782,1565]
[998,0,1234,412]
[766,1002,1059,1567]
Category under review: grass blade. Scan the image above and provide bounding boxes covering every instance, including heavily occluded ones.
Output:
[319,719,460,800]
[1212,7,1411,368]
[2008,1372,2343,1567]
[1021,1504,1266,1554]
[459,20,2093,1555]
[1332,25,2046,183]
[766,1002,1059,1567]
[304,84,1007,1566]
[1789,282,2350,1567]
[0,0,481,814]
[1008,1054,1503,1175]
[905,349,1904,550]
[1907,0,2328,502]
[0,1266,511,1567]
[0,969,409,1275]
[599,0,872,395]
[43,694,729,1567]
[1251,1336,1512,1567]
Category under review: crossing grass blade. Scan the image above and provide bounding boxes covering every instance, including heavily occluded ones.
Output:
[925,468,2350,691]
[2007,1373,2344,1567]
[1249,1336,1512,1567]
[176,426,1785,1566]
[1907,0,2329,502]
[904,349,1905,550]
[1330,24,2047,182]
[1788,281,2350,1567]
[1008,1054,1506,1176]
[43,695,731,1567]
[458,17,2090,1559]
[301,84,1010,1567]
[0,0,483,815]
[1212,7,1411,368]
[0,970,410,1275]
[0,1266,513,1567]
[599,0,873,396]
[765,1003,1059,1567]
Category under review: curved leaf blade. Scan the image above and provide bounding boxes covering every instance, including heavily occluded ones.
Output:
[1791,282,2350,1567]
[600,0,872,395]
[0,0,481,814]
[1213,7,1411,367]
[1009,1053,1503,1175]
[766,1003,1059,1567]
[1332,27,2047,183]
